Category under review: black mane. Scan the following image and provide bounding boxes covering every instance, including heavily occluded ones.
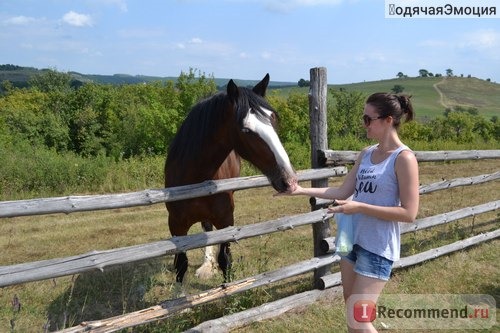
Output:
[166,87,276,165]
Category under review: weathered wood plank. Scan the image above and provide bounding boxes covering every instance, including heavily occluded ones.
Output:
[320,229,500,290]
[0,167,347,218]
[2,200,497,287]
[400,200,499,233]
[184,286,343,333]
[393,229,500,269]
[418,171,500,194]
[319,149,500,166]
[58,254,338,333]
[320,200,499,253]
[0,209,332,287]
[308,67,332,288]
[311,172,500,208]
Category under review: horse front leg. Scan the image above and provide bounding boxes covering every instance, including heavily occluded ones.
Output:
[195,221,219,280]
[174,252,188,283]
[218,242,233,282]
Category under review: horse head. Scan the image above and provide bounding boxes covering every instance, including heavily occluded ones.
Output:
[227,74,297,193]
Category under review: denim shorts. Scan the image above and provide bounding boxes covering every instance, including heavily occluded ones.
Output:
[341,244,394,281]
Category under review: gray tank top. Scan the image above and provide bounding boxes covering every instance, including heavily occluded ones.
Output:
[352,144,410,261]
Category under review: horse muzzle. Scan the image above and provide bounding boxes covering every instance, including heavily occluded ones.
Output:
[268,166,298,193]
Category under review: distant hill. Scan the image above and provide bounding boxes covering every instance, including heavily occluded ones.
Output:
[0,65,297,89]
[279,76,499,119]
[331,76,500,119]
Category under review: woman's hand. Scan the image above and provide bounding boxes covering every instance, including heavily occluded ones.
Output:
[274,183,302,196]
[327,199,361,214]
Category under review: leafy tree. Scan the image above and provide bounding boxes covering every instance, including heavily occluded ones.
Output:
[269,91,309,144]
[473,116,494,141]
[391,84,404,93]
[418,69,429,77]
[112,81,182,158]
[28,68,73,93]
[0,88,69,151]
[430,112,476,143]
[267,92,310,168]
[175,68,217,119]
[444,105,478,117]
[298,79,310,87]
[399,120,432,142]
[328,89,366,147]
[446,69,454,77]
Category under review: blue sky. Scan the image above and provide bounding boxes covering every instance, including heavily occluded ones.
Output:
[1,0,499,84]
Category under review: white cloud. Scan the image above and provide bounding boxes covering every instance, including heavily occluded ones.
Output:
[189,37,203,44]
[62,11,93,27]
[4,15,37,25]
[461,29,498,50]
[261,51,272,59]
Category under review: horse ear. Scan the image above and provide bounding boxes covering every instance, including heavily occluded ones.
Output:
[252,73,270,97]
[227,79,239,101]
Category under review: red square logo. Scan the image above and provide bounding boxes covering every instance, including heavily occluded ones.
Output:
[353,300,376,322]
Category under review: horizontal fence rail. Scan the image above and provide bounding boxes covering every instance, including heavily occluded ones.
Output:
[1,192,497,288]
[0,168,347,218]
[60,255,340,333]
[0,209,330,287]
[319,149,500,166]
[311,171,500,208]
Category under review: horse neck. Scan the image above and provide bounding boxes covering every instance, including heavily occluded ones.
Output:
[198,139,236,178]
[167,125,239,185]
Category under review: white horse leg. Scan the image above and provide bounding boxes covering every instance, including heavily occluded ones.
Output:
[195,221,218,279]
[195,245,218,279]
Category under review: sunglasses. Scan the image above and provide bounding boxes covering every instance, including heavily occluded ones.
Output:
[363,114,386,126]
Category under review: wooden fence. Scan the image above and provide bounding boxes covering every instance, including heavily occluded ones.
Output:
[1,67,499,332]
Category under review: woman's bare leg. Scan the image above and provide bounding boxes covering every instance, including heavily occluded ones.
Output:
[340,258,356,301]
[346,274,387,333]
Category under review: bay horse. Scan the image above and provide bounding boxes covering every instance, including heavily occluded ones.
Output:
[165,74,297,283]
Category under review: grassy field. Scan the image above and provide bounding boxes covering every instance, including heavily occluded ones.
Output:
[276,76,500,120]
[0,159,498,332]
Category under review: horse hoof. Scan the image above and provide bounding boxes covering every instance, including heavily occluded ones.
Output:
[171,282,186,298]
[195,263,217,280]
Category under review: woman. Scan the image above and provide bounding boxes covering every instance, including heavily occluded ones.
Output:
[280,93,419,332]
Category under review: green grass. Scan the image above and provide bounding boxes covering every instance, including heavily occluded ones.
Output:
[0,160,498,332]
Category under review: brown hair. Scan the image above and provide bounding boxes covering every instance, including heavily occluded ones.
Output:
[366,93,414,129]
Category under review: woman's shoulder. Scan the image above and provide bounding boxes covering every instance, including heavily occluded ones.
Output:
[356,145,376,163]
[395,148,418,167]
[361,144,377,155]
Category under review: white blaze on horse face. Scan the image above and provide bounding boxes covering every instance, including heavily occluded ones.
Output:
[242,107,294,174]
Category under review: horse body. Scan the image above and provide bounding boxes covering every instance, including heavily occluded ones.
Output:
[165,74,296,283]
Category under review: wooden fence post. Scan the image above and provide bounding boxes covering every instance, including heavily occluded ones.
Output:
[308,67,331,288]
